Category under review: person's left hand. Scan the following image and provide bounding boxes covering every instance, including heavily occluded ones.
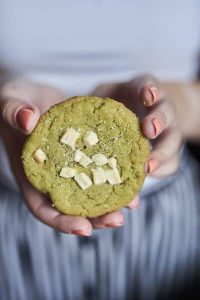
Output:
[92,75,184,209]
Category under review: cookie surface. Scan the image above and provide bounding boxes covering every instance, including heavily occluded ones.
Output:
[22,96,150,217]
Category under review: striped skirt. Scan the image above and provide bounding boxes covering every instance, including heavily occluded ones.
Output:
[0,149,200,300]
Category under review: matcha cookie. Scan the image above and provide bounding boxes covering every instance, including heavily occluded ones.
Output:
[22,96,150,217]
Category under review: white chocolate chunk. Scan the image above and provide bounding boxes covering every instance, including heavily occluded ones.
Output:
[74,150,92,167]
[74,172,92,190]
[33,148,47,163]
[83,131,99,147]
[105,167,122,185]
[79,154,92,167]
[60,128,80,150]
[60,167,77,179]
[108,157,117,168]
[74,149,85,162]
[91,168,107,185]
[92,153,108,166]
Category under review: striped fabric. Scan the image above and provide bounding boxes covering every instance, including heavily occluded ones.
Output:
[0,149,200,300]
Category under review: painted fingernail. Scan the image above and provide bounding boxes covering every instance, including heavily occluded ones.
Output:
[127,203,140,210]
[128,197,140,209]
[152,118,163,137]
[105,222,124,228]
[16,107,34,131]
[149,86,159,104]
[146,158,160,174]
[71,230,92,237]
[141,87,154,106]
[141,86,158,106]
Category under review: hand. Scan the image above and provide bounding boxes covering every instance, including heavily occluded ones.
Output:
[0,79,139,237]
[93,75,190,178]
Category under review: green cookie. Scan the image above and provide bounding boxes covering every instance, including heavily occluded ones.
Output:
[22,96,150,217]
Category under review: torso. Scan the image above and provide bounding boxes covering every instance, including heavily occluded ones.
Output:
[0,0,200,95]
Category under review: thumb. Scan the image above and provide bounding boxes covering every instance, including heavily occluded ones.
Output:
[0,97,40,134]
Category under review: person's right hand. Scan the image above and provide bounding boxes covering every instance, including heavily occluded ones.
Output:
[0,79,140,237]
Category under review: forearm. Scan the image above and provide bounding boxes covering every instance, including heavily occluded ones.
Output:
[190,81,200,140]
[161,81,200,142]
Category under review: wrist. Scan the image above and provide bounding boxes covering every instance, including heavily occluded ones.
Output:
[183,81,200,141]
[161,81,200,142]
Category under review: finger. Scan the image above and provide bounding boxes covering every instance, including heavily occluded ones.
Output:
[24,184,93,236]
[89,210,124,229]
[127,74,163,107]
[126,195,140,209]
[146,127,182,174]
[149,155,180,177]
[0,97,40,134]
[92,83,118,98]
[142,100,175,139]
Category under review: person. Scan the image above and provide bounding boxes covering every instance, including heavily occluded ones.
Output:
[0,1,200,299]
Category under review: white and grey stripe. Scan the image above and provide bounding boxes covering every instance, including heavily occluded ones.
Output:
[0,149,200,300]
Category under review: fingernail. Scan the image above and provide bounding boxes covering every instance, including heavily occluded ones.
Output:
[71,230,92,237]
[146,158,160,174]
[128,197,140,209]
[152,118,163,137]
[16,107,34,131]
[127,203,140,210]
[149,86,159,104]
[105,222,124,228]
[141,87,154,106]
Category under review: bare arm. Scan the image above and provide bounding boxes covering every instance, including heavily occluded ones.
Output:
[161,81,200,141]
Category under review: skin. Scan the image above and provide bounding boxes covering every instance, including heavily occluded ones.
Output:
[0,76,200,237]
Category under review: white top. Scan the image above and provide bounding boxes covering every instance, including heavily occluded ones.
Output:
[0,0,200,190]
